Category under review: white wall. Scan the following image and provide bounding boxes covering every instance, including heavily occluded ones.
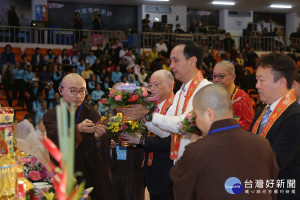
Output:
[139,5,187,32]
[286,12,300,38]
[219,9,253,36]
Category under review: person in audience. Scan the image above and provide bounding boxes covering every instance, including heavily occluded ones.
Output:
[155,38,168,57]
[69,42,79,58]
[174,24,185,34]
[28,81,43,111]
[38,65,51,88]
[92,9,104,31]
[123,49,136,67]
[119,45,129,59]
[292,73,300,103]
[170,84,278,200]
[101,75,113,95]
[77,58,86,75]
[78,35,91,57]
[100,48,111,65]
[223,32,235,51]
[134,60,145,75]
[249,53,300,200]
[45,49,56,65]
[13,62,26,106]
[53,64,64,91]
[44,81,55,106]
[32,93,45,114]
[7,4,19,42]
[81,63,94,81]
[49,91,60,109]
[121,75,128,83]
[111,65,122,83]
[104,59,115,73]
[84,94,94,106]
[229,44,239,62]
[142,13,151,32]
[23,65,35,86]
[247,47,259,68]
[35,100,48,125]
[86,50,97,66]
[149,46,159,65]
[87,74,97,94]
[3,65,14,106]
[213,61,254,130]
[73,12,83,42]
[17,114,35,139]
[31,47,44,71]
[72,50,81,67]
[58,49,72,71]
[1,44,15,75]
[94,44,104,58]
[91,83,105,101]
[236,53,245,67]
[137,67,148,85]
[43,73,115,200]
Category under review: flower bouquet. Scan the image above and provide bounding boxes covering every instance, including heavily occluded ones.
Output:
[100,83,157,110]
[99,114,145,141]
[22,155,53,183]
[180,112,202,135]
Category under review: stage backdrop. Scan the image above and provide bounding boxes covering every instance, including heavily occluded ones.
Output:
[48,2,137,33]
[0,0,32,26]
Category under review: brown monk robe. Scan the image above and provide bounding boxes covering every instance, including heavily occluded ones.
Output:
[44,103,116,200]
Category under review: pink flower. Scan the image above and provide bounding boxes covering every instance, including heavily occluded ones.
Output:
[141,87,147,92]
[109,89,116,97]
[115,95,122,101]
[142,91,148,97]
[123,124,128,129]
[29,170,41,181]
[119,127,123,131]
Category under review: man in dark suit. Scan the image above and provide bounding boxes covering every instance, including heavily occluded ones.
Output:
[31,47,44,71]
[249,53,300,200]
[120,70,175,200]
[171,84,278,200]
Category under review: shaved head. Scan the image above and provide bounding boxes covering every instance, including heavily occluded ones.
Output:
[61,73,86,88]
[193,84,233,118]
[214,61,235,74]
[150,70,174,103]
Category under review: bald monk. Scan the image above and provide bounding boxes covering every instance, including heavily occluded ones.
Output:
[43,73,116,200]
[170,84,279,200]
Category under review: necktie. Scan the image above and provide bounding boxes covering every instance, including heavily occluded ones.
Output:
[258,106,272,135]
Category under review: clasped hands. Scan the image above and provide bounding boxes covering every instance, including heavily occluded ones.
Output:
[78,119,107,138]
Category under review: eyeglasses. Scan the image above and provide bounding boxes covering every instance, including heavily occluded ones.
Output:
[61,87,87,96]
[212,73,232,80]
[148,83,160,89]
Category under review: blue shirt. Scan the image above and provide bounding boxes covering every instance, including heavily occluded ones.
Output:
[77,64,85,75]
[35,109,47,125]
[72,55,80,66]
[111,71,122,83]
[53,71,63,81]
[85,55,96,66]
[13,69,25,80]
[88,81,96,91]
[47,88,55,100]
[23,71,35,83]
[91,90,105,101]
[32,100,42,113]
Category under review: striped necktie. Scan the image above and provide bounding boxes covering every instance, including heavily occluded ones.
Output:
[258,106,272,135]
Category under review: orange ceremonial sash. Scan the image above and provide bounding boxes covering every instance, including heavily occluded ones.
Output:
[170,71,204,160]
[147,92,174,166]
[251,90,296,138]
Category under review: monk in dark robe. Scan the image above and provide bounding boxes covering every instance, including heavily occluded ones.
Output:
[170,84,279,200]
[43,73,116,200]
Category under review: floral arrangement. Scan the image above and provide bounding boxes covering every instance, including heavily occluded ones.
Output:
[100,83,157,110]
[180,112,201,135]
[22,155,53,183]
[99,114,145,140]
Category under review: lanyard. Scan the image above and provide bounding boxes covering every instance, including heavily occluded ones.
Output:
[207,125,240,136]
[76,105,82,124]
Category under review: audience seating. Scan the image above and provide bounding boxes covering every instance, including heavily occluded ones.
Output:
[0,100,9,107]
[15,110,29,122]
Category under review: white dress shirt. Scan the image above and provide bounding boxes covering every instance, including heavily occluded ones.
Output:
[152,78,212,163]
[155,42,168,53]
[17,119,35,140]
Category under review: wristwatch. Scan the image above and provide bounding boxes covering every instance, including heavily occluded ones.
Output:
[145,107,155,122]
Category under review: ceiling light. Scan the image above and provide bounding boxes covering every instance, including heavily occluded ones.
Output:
[270,4,292,9]
[212,1,235,5]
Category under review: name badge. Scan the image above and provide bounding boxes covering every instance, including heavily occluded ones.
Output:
[116,145,127,160]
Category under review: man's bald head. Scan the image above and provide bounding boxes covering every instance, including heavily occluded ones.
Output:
[193,84,233,119]
[214,61,235,74]
[151,69,174,84]
[61,73,86,88]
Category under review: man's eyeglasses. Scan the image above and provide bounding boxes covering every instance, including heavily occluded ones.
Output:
[148,83,160,89]
[61,87,87,96]
[212,73,232,80]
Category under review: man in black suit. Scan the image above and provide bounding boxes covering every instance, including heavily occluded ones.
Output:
[31,47,44,71]
[120,70,175,200]
[249,53,300,200]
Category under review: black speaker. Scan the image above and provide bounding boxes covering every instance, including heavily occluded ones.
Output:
[161,15,167,24]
